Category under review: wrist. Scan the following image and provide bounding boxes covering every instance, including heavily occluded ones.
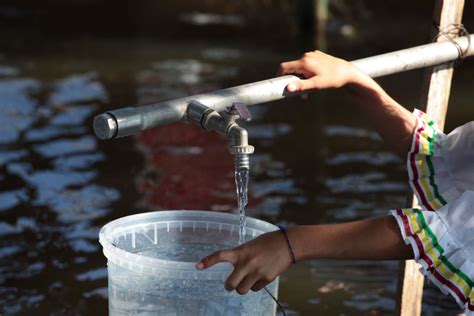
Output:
[345,69,374,91]
[285,226,311,262]
[277,225,296,264]
[286,225,329,262]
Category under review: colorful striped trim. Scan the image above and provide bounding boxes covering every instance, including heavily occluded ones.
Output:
[408,110,448,211]
[395,208,474,312]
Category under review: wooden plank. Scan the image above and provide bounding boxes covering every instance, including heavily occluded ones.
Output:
[396,183,427,315]
[314,0,329,50]
[420,0,466,129]
[396,1,465,315]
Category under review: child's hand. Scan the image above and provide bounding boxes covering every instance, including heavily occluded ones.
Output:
[195,231,293,295]
[278,50,365,92]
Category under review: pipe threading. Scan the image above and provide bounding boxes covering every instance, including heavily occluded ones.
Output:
[234,154,250,171]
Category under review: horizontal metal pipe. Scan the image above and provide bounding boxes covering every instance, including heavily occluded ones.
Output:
[352,34,473,77]
[93,34,473,140]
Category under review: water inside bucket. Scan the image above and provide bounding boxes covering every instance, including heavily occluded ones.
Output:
[100,210,279,315]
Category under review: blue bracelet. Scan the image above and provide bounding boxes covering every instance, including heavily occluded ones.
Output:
[277,225,296,264]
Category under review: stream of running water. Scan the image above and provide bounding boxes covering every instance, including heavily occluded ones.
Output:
[235,167,249,245]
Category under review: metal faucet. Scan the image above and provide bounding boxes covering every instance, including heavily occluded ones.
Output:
[187,100,254,170]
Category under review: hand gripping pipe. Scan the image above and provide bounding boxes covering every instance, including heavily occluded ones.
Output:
[93,35,473,140]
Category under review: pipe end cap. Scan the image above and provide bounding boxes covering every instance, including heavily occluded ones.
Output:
[93,113,118,140]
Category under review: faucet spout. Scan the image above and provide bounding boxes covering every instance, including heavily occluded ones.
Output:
[227,125,254,155]
[228,125,254,171]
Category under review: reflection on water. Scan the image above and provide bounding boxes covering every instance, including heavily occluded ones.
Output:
[0,70,119,314]
[1,37,468,315]
[0,78,40,144]
[179,12,245,27]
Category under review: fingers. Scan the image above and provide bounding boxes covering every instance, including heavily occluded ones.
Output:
[235,273,260,295]
[233,273,275,295]
[286,81,299,92]
[224,265,247,292]
[278,60,312,78]
[196,249,237,270]
[286,77,322,92]
[251,279,269,292]
[279,50,351,92]
[277,60,300,76]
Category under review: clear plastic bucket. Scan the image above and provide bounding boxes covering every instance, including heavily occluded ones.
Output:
[99,210,279,315]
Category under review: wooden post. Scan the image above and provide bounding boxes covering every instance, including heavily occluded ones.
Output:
[420,0,466,128]
[396,0,465,315]
[314,0,329,50]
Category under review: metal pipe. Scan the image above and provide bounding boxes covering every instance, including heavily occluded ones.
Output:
[352,34,473,78]
[93,34,473,140]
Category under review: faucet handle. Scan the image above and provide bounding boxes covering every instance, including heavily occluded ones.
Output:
[229,102,252,122]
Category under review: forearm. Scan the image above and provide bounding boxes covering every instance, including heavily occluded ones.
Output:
[288,215,413,261]
[346,73,416,159]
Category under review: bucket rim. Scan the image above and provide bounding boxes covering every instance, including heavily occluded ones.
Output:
[99,210,278,277]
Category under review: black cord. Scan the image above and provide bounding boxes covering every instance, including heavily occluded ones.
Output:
[264,286,286,316]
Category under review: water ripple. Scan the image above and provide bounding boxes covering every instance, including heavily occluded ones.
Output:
[247,124,291,139]
[324,172,406,194]
[53,153,105,170]
[50,104,96,126]
[0,65,19,76]
[0,69,118,315]
[324,125,381,141]
[76,268,108,282]
[25,125,87,142]
[252,179,299,198]
[328,151,400,166]
[48,72,108,106]
[0,222,17,235]
[179,12,245,26]
[0,78,40,144]
[0,149,28,165]
[42,185,119,222]
[0,189,28,211]
[201,48,241,60]
[33,136,97,158]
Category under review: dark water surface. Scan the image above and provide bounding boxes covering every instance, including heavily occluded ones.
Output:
[1,9,474,315]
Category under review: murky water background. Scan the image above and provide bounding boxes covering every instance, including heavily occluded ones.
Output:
[1,3,473,315]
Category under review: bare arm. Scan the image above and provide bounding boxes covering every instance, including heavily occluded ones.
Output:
[346,77,416,159]
[278,50,416,159]
[288,215,413,261]
[196,215,413,295]
[196,51,417,295]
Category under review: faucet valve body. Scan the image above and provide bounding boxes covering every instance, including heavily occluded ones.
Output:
[187,100,254,169]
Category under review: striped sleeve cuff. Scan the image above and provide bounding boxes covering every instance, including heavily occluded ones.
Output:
[391,208,474,314]
[407,109,458,211]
